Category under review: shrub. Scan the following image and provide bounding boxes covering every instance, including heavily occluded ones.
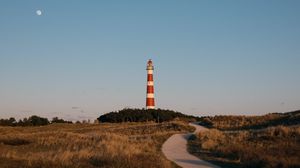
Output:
[51,117,72,124]
[0,118,17,126]
[28,115,49,126]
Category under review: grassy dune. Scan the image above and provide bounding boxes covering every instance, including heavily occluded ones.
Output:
[189,115,300,168]
[0,121,193,168]
[200,110,300,130]
[189,125,300,168]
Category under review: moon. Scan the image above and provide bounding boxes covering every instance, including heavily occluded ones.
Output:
[36,10,42,16]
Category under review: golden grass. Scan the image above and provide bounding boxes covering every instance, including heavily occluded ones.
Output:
[0,121,193,168]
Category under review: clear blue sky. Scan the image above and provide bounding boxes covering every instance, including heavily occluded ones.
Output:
[1,1,300,121]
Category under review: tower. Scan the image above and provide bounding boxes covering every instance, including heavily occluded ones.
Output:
[146,59,155,109]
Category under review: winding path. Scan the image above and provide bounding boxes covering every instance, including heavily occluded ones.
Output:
[162,123,219,168]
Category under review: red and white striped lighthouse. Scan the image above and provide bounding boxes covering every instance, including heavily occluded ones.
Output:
[146,59,155,109]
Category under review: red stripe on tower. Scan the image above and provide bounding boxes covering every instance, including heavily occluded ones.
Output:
[146,59,155,109]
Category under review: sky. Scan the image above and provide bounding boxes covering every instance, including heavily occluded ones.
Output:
[0,0,300,121]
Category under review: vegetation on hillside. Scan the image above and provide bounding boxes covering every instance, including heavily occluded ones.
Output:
[0,121,193,168]
[189,110,300,168]
[189,125,300,168]
[98,108,200,123]
[199,110,300,130]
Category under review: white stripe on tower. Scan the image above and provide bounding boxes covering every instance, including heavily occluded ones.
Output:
[146,59,155,109]
[147,93,154,98]
[147,81,154,86]
[147,70,153,74]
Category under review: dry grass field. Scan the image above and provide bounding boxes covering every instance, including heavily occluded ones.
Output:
[188,125,300,168]
[0,121,194,168]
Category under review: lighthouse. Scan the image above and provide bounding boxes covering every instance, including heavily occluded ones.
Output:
[146,59,155,109]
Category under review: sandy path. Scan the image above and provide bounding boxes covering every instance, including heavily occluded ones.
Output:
[162,123,219,168]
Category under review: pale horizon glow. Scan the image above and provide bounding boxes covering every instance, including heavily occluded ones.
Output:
[0,1,300,121]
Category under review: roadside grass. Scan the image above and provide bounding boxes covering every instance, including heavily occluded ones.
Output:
[0,121,192,168]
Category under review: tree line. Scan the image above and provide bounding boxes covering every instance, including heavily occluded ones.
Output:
[1,108,201,126]
[98,108,200,123]
[0,116,72,126]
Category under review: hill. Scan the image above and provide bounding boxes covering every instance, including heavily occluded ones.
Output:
[98,108,200,123]
[199,110,300,130]
[188,110,300,168]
